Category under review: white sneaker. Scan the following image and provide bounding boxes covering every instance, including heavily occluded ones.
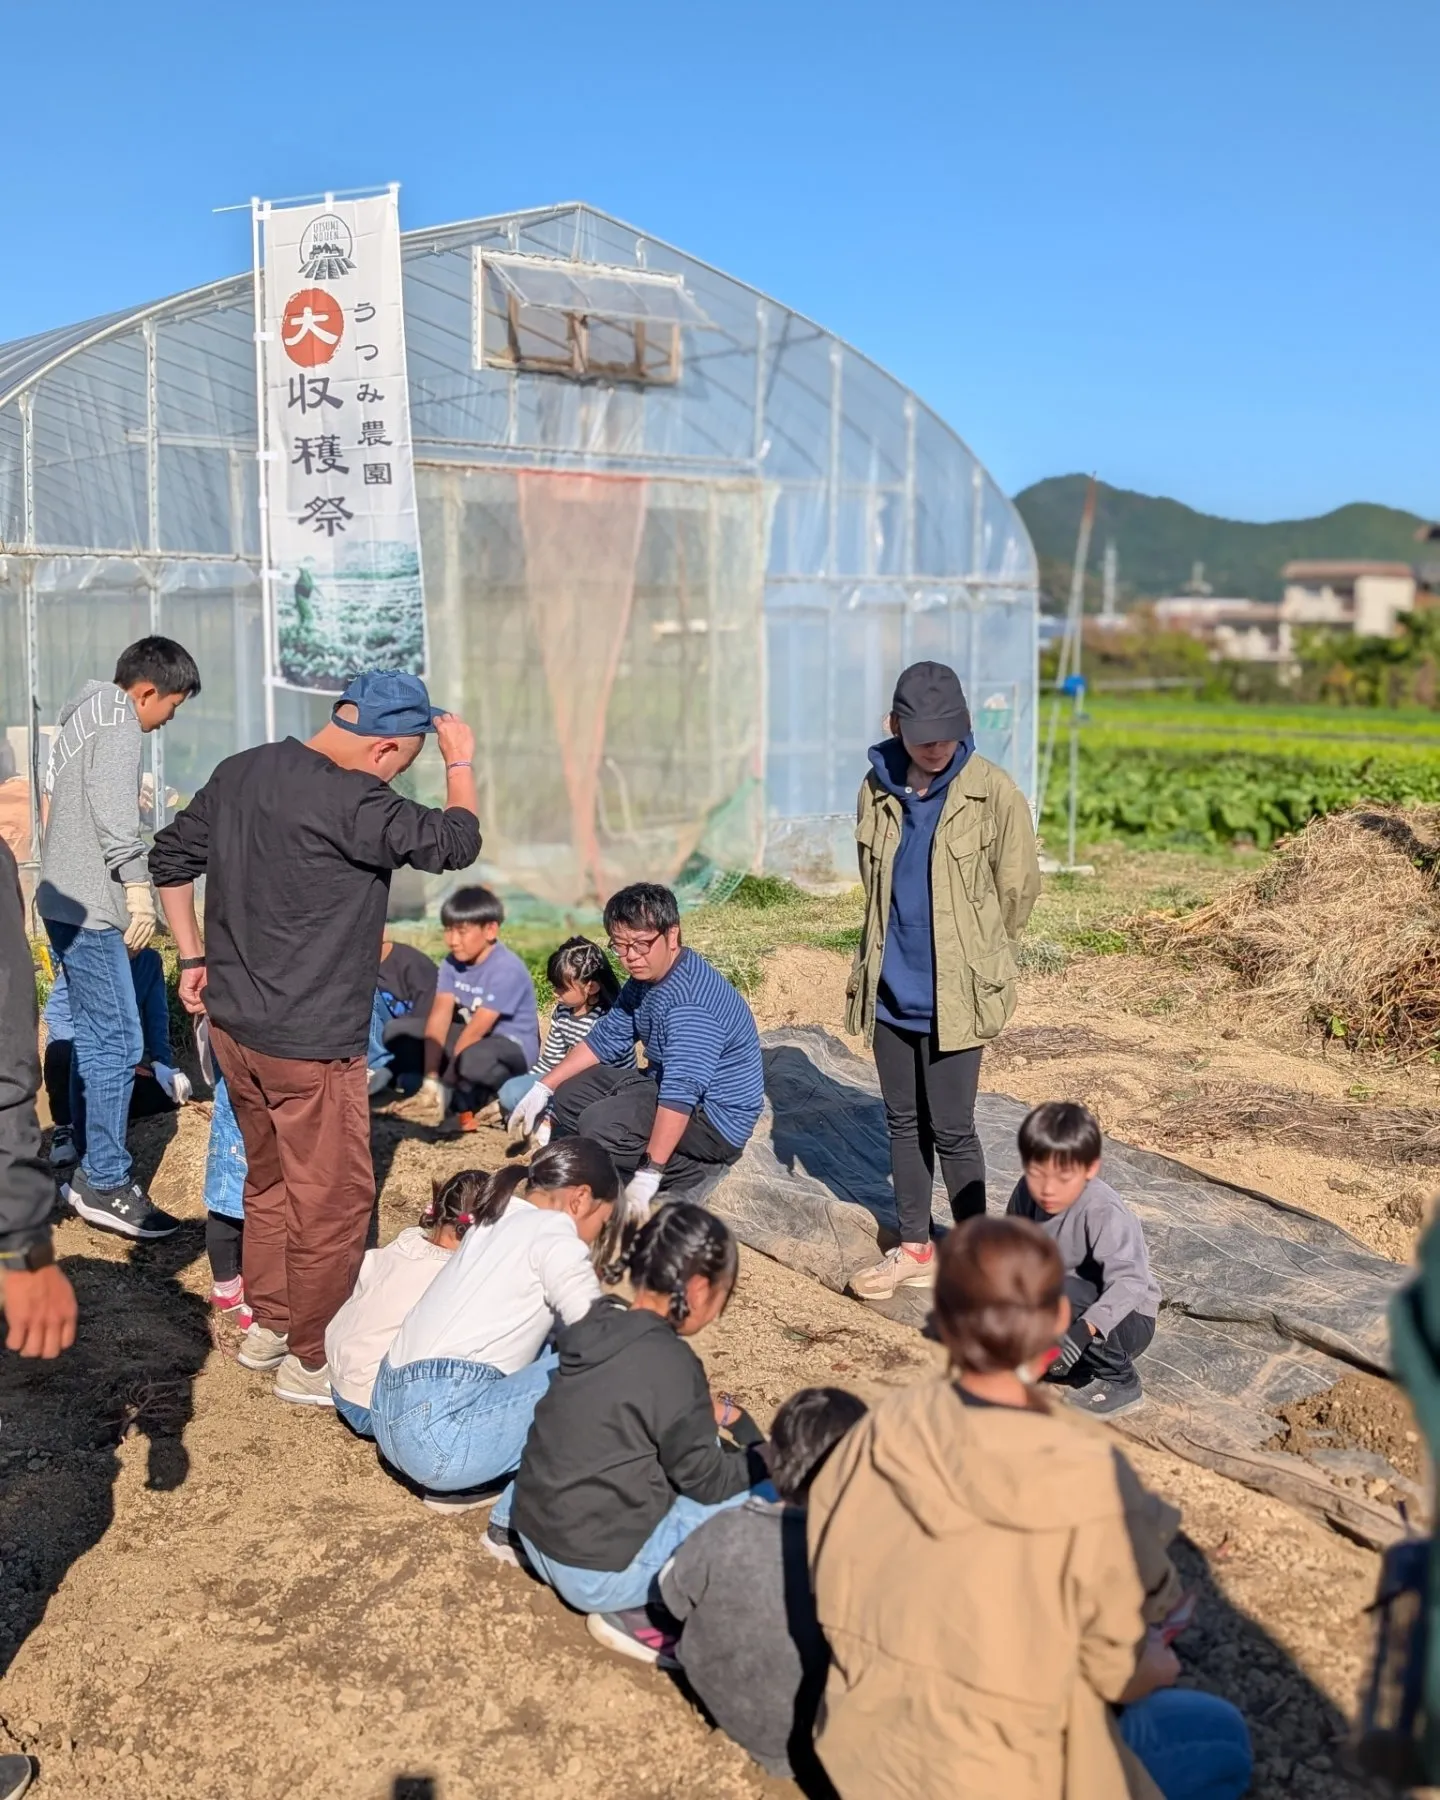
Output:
[849,1244,937,1301]
[422,1487,499,1514]
[237,1324,290,1371]
[273,1354,334,1407]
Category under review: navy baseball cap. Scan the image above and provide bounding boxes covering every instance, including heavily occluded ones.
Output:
[331,670,442,739]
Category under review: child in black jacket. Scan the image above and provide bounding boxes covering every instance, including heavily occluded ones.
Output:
[508,1204,768,1645]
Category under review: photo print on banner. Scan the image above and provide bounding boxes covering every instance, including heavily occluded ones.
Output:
[258,191,427,693]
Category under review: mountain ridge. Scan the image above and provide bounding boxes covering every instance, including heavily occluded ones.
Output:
[1013,475,1429,608]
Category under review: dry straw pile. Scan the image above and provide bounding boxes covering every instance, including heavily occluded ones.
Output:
[1142,805,1440,1056]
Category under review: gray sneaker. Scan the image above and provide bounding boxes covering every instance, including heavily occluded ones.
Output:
[849,1244,937,1301]
[0,1753,33,1800]
[274,1355,334,1407]
[483,1521,525,1567]
[1064,1374,1145,1419]
[237,1324,290,1371]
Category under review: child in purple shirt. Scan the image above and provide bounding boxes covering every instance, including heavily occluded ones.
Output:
[407,886,540,1133]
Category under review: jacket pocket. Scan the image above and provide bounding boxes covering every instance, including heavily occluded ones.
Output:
[970,946,1017,1040]
[945,814,997,903]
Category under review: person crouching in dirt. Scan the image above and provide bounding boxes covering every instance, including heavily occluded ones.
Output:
[508,882,765,1219]
[1007,1101,1161,1418]
[846,661,1040,1302]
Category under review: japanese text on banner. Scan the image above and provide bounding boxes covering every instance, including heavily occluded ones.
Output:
[260,193,426,693]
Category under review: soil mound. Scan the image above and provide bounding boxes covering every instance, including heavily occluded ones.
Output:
[1142,805,1440,1055]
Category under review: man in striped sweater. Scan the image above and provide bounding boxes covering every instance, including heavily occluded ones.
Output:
[510,884,764,1215]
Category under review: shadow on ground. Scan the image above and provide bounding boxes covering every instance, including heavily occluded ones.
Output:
[0,1226,210,1678]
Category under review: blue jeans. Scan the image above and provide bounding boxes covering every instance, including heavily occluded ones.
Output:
[334,1394,375,1436]
[518,1486,756,1613]
[371,1350,558,1495]
[203,1077,248,1219]
[1118,1688,1253,1800]
[44,920,143,1189]
[497,1072,536,1118]
[368,993,393,1073]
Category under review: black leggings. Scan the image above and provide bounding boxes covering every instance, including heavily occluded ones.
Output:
[872,1020,985,1244]
[206,1211,244,1285]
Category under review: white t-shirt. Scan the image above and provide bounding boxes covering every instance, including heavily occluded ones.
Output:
[324,1227,453,1408]
[386,1196,601,1375]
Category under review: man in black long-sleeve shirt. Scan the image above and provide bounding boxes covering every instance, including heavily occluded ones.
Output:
[150,672,480,1406]
[0,839,77,1358]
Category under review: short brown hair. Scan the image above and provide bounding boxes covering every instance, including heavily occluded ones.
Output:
[934,1216,1065,1374]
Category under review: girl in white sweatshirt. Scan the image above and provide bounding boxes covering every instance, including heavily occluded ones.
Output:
[324,1169,482,1434]
[369,1138,620,1510]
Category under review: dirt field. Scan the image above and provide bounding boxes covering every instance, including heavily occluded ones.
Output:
[1,918,1419,1798]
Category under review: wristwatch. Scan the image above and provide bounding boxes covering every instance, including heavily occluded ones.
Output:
[0,1237,55,1272]
[178,956,206,970]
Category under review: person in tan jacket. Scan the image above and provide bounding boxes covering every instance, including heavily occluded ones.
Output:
[846,662,1041,1302]
[808,1217,1253,1800]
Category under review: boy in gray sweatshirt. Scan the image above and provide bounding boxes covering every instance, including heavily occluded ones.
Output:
[1006,1100,1161,1418]
[37,636,200,1240]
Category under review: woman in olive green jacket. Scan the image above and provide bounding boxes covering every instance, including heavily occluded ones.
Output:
[847,663,1040,1301]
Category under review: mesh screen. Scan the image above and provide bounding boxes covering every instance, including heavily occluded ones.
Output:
[416,465,766,910]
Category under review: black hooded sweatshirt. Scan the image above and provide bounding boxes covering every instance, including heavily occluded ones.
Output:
[511,1296,763,1571]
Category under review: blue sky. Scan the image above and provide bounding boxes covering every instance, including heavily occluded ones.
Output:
[2,0,1433,522]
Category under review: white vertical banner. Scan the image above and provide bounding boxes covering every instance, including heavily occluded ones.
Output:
[257,188,426,694]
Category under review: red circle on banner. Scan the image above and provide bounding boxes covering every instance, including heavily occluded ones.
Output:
[280,288,344,367]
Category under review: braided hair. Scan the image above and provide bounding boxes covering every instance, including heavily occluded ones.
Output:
[626,1202,738,1327]
[546,936,620,1011]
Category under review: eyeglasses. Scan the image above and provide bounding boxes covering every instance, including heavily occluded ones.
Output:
[608,931,662,959]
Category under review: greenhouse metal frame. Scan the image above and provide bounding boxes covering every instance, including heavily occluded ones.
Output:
[0,201,1038,907]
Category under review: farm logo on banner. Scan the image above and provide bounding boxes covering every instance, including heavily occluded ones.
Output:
[259,193,426,693]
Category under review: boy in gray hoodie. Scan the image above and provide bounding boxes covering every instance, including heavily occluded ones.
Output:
[37,636,200,1240]
[1006,1100,1161,1418]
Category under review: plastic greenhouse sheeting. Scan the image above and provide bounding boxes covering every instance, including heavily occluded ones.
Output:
[0,203,1039,905]
[410,463,768,908]
[703,1028,1415,1549]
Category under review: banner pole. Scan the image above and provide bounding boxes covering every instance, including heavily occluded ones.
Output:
[251,197,278,744]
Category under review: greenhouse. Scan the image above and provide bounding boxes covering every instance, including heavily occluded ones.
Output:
[0,201,1038,911]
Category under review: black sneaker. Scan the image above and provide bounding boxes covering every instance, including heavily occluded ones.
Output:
[62,1171,181,1240]
[1065,1373,1145,1418]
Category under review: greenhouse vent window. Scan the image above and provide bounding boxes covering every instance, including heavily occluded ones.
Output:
[473,249,711,385]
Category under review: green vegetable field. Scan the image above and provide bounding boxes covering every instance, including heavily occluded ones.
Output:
[1040,697,1440,847]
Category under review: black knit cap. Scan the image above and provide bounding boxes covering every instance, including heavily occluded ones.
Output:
[891,661,971,744]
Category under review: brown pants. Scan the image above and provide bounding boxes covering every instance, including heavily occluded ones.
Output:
[208,1024,374,1366]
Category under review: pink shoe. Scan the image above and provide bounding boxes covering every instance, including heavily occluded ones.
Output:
[210,1280,254,1331]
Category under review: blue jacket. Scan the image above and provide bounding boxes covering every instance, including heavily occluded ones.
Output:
[868,735,974,1034]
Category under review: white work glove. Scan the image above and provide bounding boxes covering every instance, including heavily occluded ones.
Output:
[123,883,156,954]
[510,1081,553,1139]
[623,1164,663,1220]
[152,1062,192,1105]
